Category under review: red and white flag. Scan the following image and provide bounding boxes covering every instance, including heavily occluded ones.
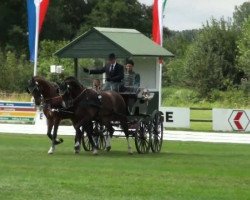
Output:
[152,0,167,46]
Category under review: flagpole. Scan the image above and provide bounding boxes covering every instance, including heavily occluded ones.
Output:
[158,0,163,109]
[33,1,40,76]
[159,60,162,109]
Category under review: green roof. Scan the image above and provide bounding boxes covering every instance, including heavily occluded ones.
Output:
[55,27,173,58]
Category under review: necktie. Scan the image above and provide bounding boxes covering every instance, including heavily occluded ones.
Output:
[110,64,113,72]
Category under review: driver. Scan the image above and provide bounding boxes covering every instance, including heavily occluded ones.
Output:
[83,53,124,91]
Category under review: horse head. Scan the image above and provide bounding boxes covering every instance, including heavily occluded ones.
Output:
[27,76,43,105]
[59,76,84,108]
[27,76,59,106]
[60,77,83,96]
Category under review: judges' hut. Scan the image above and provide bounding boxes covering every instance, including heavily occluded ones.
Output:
[54,27,173,113]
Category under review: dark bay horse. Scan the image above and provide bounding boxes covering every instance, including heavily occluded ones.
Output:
[59,76,133,154]
[27,76,77,154]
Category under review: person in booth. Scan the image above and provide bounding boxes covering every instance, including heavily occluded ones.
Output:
[83,53,124,91]
[123,59,140,92]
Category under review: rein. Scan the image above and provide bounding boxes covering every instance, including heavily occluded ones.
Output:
[71,88,88,104]
[44,95,62,104]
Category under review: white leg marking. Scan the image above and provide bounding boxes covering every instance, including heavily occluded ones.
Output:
[106,135,111,147]
[93,148,98,155]
[74,141,81,154]
[126,137,133,154]
[48,146,55,154]
[75,141,80,147]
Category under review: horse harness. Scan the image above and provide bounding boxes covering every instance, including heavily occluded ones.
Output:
[63,88,102,108]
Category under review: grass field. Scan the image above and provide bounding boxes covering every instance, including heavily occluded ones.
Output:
[1,134,250,200]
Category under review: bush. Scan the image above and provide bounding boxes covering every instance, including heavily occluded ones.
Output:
[0,50,33,92]
[162,86,249,108]
[184,19,238,97]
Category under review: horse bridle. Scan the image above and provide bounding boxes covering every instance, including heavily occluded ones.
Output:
[27,81,39,94]
[60,82,87,108]
[28,81,58,108]
[27,81,45,105]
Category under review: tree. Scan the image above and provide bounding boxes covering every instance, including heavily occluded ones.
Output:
[0,1,28,53]
[162,29,199,86]
[41,0,97,40]
[233,2,250,30]
[236,16,250,94]
[0,50,32,92]
[38,40,74,79]
[81,0,152,35]
[164,29,198,57]
[184,19,238,96]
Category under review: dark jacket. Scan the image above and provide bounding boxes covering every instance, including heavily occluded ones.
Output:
[89,63,124,82]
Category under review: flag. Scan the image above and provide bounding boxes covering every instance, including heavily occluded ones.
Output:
[27,0,49,62]
[152,0,167,46]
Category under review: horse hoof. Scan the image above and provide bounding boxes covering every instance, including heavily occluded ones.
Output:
[74,143,80,153]
[55,138,63,145]
[48,147,55,154]
[128,148,133,155]
[74,150,80,154]
[106,146,111,152]
[93,149,98,155]
[59,138,64,143]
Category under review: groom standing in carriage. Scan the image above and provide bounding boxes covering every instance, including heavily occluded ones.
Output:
[83,53,124,91]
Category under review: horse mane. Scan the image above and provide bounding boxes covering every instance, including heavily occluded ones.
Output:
[64,76,84,89]
[33,75,46,82]
[33,76,57,92]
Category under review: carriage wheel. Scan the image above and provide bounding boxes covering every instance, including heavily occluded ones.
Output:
[82,131,92,151]
[151,111,163,153]
[81,123,107,151]
[135,118,152,154]
[94,124,107,150]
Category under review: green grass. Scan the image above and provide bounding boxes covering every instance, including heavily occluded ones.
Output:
[1,134,250,200]
[0,91,30,102]
[162,87,249,108]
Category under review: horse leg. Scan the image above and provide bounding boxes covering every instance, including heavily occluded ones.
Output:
[46,118,53,140]
[121,117,133,154]
[74,127,82,154]
[47,118,55,154]
[75,120,97,155]
[53,118,63,145]
[85,121,99,155]
[48,118,62,154]
[104,122,114,152]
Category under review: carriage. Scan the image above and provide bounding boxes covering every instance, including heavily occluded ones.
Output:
[54,27,173,154]
[81,88,164,154]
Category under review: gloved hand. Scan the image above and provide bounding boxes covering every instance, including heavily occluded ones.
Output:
[83,68,89,73]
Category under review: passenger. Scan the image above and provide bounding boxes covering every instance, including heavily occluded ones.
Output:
[123,59,140,92]
[92,79,101,91]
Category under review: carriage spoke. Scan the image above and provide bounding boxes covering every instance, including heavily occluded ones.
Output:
[150,111,163,153]
[135,119,151,154]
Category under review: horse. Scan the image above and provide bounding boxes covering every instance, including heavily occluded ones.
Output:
[59,76,133,154]
[27,76,79,154]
